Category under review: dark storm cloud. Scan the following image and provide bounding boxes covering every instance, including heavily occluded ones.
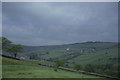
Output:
[2,2,118,46]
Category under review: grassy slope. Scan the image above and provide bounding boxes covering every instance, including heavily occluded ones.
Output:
[2,56,100,78]
[24,42,118,66]
[0,56,2,78]
[68,47,118,66]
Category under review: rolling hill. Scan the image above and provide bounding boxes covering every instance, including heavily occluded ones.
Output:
[2,42,119,78]
[2,56,101,78]
[23,42,118,67]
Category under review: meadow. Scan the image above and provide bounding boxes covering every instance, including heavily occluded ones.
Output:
[2,56,101,78]
[24,42,118,66]
[2,42,119,78]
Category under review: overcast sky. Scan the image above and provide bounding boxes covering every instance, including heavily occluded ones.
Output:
[2,2,118,46]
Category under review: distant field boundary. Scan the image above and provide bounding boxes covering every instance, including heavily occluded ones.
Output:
[1,55,119,80]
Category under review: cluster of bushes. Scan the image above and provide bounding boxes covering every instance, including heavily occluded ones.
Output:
[29,53,38,59]
[54,59,119,78]
[73,64,119,78]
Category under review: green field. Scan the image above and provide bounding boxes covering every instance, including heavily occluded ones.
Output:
[24,42,118,66]
[2,42,119,78]
[2,56,101,78]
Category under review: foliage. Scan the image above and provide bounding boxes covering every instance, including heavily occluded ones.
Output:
[29,53,38,59]
[84,64,95,72]
[46,51,49,54]
[83,64,118,78]
[7,44,23,58]
[54,60,65,68]
[104,64,113,70]
[74,64,82,71]
[54,68,58,72]
[1,37,12,50]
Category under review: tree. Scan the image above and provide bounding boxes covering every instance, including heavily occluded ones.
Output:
[54,60,65,68]
[1,37,12,50]
[104,69,116,76]
[29,53,38,59]
[54,60,65,72]
[74,64,82,71]
[7,44,23,58]
[46,51,49,54]
[54,68,58,72]
[104,64,113,71]
[1,37,24,58]
[84,64,95,72]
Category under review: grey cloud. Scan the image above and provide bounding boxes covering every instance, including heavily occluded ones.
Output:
[2,2,118,46]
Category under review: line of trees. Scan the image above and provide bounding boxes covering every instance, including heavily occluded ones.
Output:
[1,37,23,58]
[77,63,119,78]
[53,59,119,78]
[74,64,82,71]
